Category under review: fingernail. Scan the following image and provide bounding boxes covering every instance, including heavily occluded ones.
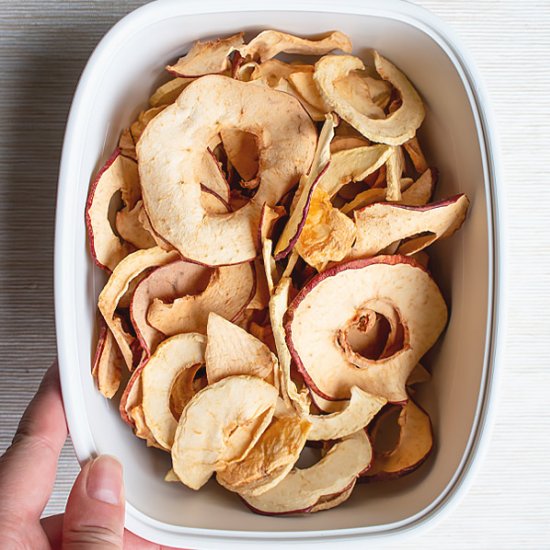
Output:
[86,455,123,505]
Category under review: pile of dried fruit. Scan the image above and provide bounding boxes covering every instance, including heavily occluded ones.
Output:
[86,30,469,515]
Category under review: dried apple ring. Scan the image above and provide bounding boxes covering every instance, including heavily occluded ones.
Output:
[137,75,316,266]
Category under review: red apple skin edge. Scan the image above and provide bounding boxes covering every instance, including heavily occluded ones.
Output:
[118,357,147,427]
[85,148,122,273]
[359,399,434,482]
[240,480,357,516]
[274,163,330,261]
[284,255,431,403]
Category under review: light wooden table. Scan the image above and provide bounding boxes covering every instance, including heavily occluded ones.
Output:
[0,1,548,547]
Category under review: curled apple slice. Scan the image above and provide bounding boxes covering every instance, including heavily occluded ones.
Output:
[86,150,139,272]
[350,194,469,260]
[241,430,371,515]
[288,71,331,114]
[205,313,277,384]
[115,200,156,250]
[240,30,352,63]
[270,278,310,415]
[314,53,425,145]
[147,262,254,337]
[365,399,433,480]
[92,321,123,399]
[250,59,313,87]
[166,33,244,77]
[307,387,386,441]
[217,416,311,496]
[142,333,206,450]
[149,77,194,107]
[171,375,278,490]
[137,75,316,266]
[333,71,386,120]
[400,168,436,206]
[98,247,179,368]
[285,256,447,402]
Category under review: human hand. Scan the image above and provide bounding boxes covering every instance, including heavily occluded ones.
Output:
[0,362,177,549]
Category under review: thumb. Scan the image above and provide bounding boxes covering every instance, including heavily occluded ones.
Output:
[62,455,125,549]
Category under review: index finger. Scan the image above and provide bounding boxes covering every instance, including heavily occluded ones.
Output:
[0,361,68,521]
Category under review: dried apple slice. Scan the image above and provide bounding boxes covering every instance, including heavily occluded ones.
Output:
[307,387,386,441]
[147,262,254,337]
[295,187,357,271]
[314,53,425,145]
[403,136,429,174]
[285,255,448,402]
[205,313,277,384]
[365,399,433,479]
[92,321,123,399]
[166,33,244,77]
[274,115,335,259]
[137,75,316,266]
[385,146,404,201]
[129,106,166,145]
[240,30,352,62]
[142,333,206,450]
[270,278,310,415]
[149,77,194,107]
[250,59,313,87]
[241,430,371,515]
[333,71,386,120]
[288,71,332,113]
[217,416,311,496]
[171,375,278,490]
[98,247,179,368]
[350,194,469,260]
[309,480,356,512]
[330,135,370,154]
[400,168,436,206]
[130,260,211,356]
[115,200,156,250]
[86,150,139,272]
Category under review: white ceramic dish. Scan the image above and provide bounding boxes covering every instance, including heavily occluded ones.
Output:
[55,0,504,547]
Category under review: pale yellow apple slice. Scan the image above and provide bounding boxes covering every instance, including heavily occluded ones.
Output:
[333,71,386,120]
[240,30,352,62]
[217,416,311,496]
[309,480,356,512]
[385,146,404,201]
[137,75,316,266]
[350,194,469,260]
[98,247,179,369]
[307,387,386,441]
[205,312,277,384]
[400,168,436,206]
[166,33,244,77]
[171,375,278,490]
[285,255,447,402]
[288,71,332,113]
[149,77,195,107]
[147,262,255,337]
[115,200,156,250]
[92,321,123,399]
[142,333,206,450]
[129,106,166,145]
[242,430,371,515]
[250,59,313,87]
[403,135,429,174]
[314,53,425,145]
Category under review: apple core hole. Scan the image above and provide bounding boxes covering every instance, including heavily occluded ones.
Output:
[169,364,204,420]
[346,313,391,360]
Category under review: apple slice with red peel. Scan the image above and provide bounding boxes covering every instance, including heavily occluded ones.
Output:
[364,399,433,480]
[200,148,231,206]
[98,247,179,369]
[241,430,371,515]
[147,262,255,337]
[86,150,139,272]
[400,168,436,206]
[137,75,316,266]
[142,333,206,450]
[171,375,278,490]
[285,255,448,402]
[314,53,425,145]
[116,200,156,250]
[217,415,311,496]
[274,115,335,260]
[309,480,356,513]
[307,387,386,441]
[205,313,277,385]
[149,77,194,107]
[119,358,145,427]
[92,321,123,399]
[350,194,469,260]
[269,278,310,416]
[240,30,352,63]
[166,33,244,77]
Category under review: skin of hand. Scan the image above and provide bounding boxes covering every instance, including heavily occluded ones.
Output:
[0,362,177,550]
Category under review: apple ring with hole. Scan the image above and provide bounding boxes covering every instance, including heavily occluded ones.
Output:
[137,75,317,266]
[285,255,448,403]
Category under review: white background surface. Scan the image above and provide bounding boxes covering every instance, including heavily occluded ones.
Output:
[0,0,548,548]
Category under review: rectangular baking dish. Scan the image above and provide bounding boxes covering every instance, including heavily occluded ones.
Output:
[55,0,504,547]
